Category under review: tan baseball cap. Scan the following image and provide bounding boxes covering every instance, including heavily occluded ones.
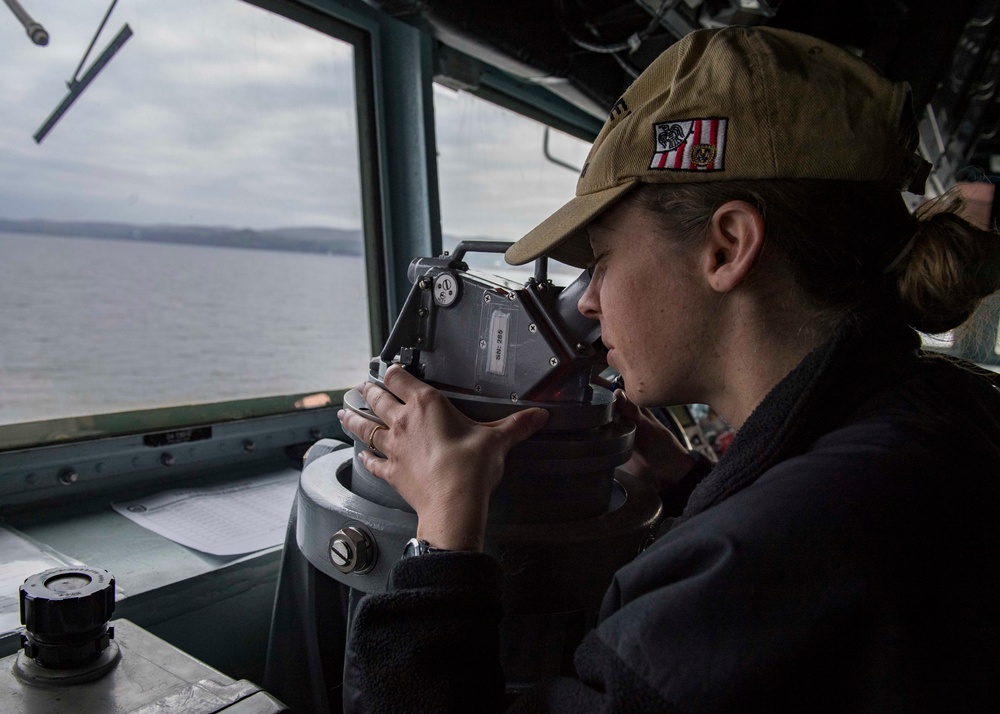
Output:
[505,25,932,268]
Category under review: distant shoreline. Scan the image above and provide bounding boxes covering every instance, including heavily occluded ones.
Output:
[0,218,364,256]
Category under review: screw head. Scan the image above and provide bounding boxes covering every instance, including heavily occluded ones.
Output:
[418,278,431,290]
[58,469,77,486]
[479,339,487,348]
[510,393,518,402]
[243,439,256,453]
[330,538,352,568]
[528,324,537,333]
[417,307,428,317]
[475,385,482,393]
[329,526,377,574]
[549,357,558,366]
[160,452,175,466]
[483,294,491,303]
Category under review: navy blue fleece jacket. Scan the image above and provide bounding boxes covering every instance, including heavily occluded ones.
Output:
[344,314,1000,713]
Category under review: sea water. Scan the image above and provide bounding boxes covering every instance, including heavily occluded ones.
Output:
[0,231,371,425]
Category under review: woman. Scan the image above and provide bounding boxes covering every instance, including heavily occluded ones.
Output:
[338,25,1000,713]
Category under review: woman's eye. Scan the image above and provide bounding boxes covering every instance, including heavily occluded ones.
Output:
[587,253,607,278]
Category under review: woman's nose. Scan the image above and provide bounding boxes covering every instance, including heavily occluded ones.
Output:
[577,276,600,319]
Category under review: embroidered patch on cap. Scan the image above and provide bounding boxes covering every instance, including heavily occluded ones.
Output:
[649,118,727,171]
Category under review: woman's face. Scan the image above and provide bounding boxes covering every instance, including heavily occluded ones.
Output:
[577,198,712,407]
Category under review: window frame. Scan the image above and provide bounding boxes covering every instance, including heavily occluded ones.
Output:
[0,0,602,508]
[0,0,385,453]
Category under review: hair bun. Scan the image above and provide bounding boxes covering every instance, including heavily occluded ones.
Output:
[897,205,1000,334]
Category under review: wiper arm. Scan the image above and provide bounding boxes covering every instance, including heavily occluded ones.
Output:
[2,0,48,46]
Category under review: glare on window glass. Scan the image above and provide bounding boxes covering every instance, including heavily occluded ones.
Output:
[433,84,592,284]
[0,0,370,427]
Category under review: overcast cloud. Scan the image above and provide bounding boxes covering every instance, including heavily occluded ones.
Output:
[0,0,590,238]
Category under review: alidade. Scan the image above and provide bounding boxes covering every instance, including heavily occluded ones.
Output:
[285,242,663,694]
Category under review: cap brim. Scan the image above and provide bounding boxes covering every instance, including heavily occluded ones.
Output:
[505,180,639,268]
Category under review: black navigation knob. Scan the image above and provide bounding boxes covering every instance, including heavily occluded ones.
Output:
[19,566,116,671]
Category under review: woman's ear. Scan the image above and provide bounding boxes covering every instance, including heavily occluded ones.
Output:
[701,200,765,293]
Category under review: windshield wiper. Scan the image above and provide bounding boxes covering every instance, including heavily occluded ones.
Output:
[34,0,132,144]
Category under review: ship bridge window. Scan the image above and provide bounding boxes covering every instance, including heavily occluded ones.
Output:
[433,83,592,284]
[0,0,374,449]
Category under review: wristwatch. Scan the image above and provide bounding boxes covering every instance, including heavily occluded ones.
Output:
[401,537,449,558]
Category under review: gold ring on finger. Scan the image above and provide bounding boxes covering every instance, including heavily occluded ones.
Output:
[367,423,388,452]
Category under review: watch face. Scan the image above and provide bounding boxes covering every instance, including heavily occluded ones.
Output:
[402,537,422,558]
[402,537,447,558]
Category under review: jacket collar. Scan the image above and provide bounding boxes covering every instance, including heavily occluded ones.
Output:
[681,311,920,520]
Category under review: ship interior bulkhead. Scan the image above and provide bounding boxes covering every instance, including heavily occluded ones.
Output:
[1,0,998,711]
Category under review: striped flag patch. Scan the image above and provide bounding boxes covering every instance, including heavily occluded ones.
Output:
[649,118,727,171]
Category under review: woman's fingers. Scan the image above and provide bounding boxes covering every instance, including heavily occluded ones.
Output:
[338,409,387,452]
[611,391,696,491]
[338,380,552,552]
[360,365,446,426]
[358,446,391,480]
[380,363,426,401]
[359,380,403,423]
[487,407,549,452]
[614,388,638,421]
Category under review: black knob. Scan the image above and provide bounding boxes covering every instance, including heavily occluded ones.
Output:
[19,566,116,669]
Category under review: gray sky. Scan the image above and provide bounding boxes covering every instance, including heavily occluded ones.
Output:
[0,0,590,238]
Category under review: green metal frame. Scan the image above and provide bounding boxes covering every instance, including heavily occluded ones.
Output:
[0,390,347,452]
[0,0,602,506]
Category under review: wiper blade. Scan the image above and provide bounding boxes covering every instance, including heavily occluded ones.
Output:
[34,22,132,144]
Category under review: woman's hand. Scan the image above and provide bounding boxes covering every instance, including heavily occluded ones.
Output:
[337,365,549,552]
[614,389,696,493]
